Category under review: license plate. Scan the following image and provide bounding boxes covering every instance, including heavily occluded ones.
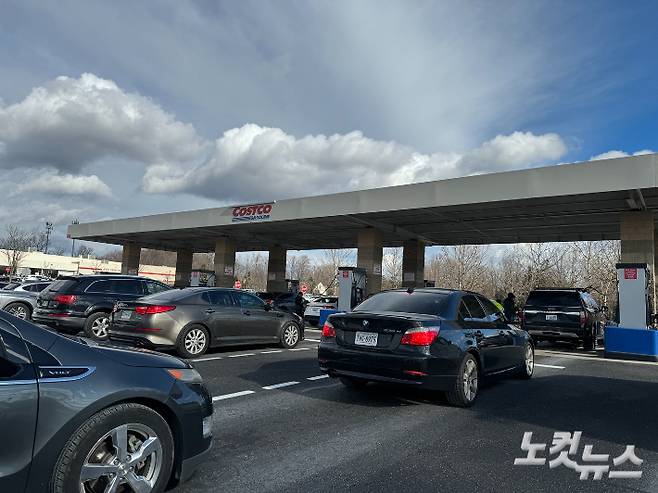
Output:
[119,311,132,321]
[355,331,378,346]
[546,314,558,321]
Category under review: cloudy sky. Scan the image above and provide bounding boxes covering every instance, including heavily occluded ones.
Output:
[1,0,657,252]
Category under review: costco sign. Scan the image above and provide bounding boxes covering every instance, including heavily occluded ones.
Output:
[231,203,274,223]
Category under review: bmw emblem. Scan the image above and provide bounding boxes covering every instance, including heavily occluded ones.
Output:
[362,320,369,327]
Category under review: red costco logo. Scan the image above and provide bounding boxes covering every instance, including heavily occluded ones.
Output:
[231,203,273,222]
[624,268,637,280]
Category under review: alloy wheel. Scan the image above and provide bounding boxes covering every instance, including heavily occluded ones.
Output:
[7,305,29,319]
[462,358,478,402]
[525,345,534,375]
[79,423,163,493]
[184,328,207,355]
[91,316,110,339]
[283,324,299,347]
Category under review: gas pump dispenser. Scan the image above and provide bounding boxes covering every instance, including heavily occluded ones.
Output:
[337,267,367,312]
[615,263,652,327]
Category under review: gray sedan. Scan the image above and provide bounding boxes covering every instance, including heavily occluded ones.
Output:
[0,289,37,320]
[109,287,304,358]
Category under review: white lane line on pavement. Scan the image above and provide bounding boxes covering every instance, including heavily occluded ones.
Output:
[307,375,329,381]
[536,350,658,366]
[535,363,566,369]
[193,356,223,362]
[289,347,311,351]
[212,390,255,401]
[305,338,322,342]
[261,350,283,354]
[263,381,300,390]
[228,353,255,358]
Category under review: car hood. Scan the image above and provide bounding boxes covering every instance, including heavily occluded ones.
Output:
[83,339,190,369]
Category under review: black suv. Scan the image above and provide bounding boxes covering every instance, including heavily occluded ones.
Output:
[32,275,171,341]
[521,288,605,350]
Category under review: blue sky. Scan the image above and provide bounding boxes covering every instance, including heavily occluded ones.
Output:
[0,0,657,253]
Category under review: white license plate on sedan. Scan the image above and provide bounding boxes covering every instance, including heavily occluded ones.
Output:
[546,314,558,321]
[119,311,132,321]
[355,331,378,346]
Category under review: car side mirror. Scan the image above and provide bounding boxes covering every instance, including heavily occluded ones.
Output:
[264,303,272,311]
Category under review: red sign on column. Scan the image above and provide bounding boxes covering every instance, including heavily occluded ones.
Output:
[234,280,242,289]
[300,283,308,294]
[624,268,637,280]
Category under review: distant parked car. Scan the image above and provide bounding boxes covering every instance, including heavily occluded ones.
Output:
[0,289,37,320]
[32,275,172,341]
[304,296,338,326]
[0,309,212,493]
[110,287,304,358]
[319,288,534,407]
[521,288,605,350]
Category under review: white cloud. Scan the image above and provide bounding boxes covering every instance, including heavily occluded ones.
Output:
[142,124,568,202]
[0,201,86,226]
[590,149,654,161]
[16,172,112,197]
[0,73,204,172]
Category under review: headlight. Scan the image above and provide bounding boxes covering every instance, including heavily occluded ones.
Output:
[166,368,203,383]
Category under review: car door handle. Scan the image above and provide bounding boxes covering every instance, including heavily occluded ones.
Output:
[204,309,215,314]
[243,310,251,316]
[474,330,484,338]
[499,330,506,335]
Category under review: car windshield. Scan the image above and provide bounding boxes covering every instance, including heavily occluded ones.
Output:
[354,291,451,317]
[526,291,581,307]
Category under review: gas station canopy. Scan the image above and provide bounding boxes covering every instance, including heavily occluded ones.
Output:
[69,154,658,251]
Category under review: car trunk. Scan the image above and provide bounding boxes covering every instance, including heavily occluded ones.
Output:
[330,311,427,351]
[36,278,80,311]
[524,291,583,332]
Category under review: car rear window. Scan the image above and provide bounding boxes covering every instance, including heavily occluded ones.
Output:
[354,291,451,317]
[46,279,78,292]
[526,291,581,307]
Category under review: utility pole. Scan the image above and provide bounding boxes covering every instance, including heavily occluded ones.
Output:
[44,222,53,254]
[70,219,79,256]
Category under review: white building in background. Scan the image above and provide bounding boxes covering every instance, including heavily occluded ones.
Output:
[0,249,176,284]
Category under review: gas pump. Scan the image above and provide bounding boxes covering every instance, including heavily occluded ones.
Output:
[337,267,367,312]
[615,263,651,327]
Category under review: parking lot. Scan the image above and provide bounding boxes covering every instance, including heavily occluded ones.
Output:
[171,329,658,493]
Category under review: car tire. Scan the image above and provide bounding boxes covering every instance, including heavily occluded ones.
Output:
[339,376,368,388]
[84,312,111,341]
[445,353,479,408]
[51,402,174,493]
[3,302,32,320]
[279,322,300,348]
[176,324,210,358]
[516,342,534,380]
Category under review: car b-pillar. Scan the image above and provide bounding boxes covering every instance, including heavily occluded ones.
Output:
[357,228,383,295]
[267,246,287,292]
[120,242,141,275]
[214,238,237,288]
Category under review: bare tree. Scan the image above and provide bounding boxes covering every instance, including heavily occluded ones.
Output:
[382,247,403,289]
[75,245,95,258]
[0,225,41,281]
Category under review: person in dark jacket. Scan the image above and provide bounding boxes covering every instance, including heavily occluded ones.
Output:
[294,292,305,317]
[503,292,516,321]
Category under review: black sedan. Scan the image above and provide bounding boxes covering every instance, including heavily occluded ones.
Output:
[0,311,212,493]
[318,288,534,407]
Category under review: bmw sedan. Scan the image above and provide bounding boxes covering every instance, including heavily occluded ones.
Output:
[109,287,304,358]
[0,311,213,493]
[318,288,534,407]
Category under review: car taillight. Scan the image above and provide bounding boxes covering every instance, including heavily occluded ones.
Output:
[135,305,176,315]
[400,326,440,346]
[580,311,587,328]
[54,294,77,305]
[322,320,336,338]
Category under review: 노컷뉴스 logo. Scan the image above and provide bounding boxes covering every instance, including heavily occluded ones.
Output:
[231,203,273,223]
[514,431,643,480]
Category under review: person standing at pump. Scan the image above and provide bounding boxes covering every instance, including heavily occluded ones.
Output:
[503,292,516,321]
[294,291,305,317]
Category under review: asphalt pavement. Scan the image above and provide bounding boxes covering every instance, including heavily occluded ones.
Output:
[174,329,658,493]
